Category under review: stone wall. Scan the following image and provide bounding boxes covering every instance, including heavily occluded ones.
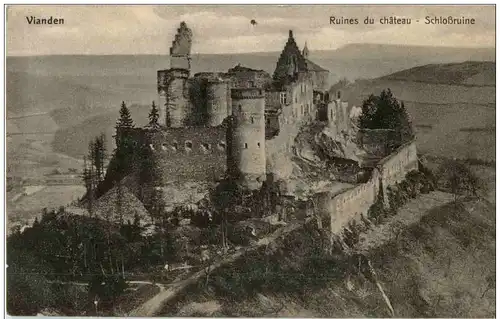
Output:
[313,139,418,234]
[142,127,227,183]
[377,139,418,190]
[310,70,330,92]
[206,79,230,126]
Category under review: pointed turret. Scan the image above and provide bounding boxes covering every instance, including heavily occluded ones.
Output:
[302,41,309,59]
[272,29,308,88]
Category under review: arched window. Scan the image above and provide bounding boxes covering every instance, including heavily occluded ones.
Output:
[244,143,248,149]
[257,142,261,148]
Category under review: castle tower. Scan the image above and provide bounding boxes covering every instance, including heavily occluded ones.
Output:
[227,87,266,190]
[169,21,193,70]
[157,22,193,127]
[206,78,229,126]
[273,30,308,87]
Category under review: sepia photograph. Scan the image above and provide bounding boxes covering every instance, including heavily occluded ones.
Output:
[5,3,496,317]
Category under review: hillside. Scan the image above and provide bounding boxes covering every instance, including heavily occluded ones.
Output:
[380,61,495,86]
[337,61,495,162]
[330,43,495,62]
[159,197,495,317]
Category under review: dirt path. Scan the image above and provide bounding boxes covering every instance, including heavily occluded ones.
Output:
[128,220,305,317]
[354,191,454,253]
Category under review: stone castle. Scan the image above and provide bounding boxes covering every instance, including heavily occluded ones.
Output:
[115,21,419,235]
[123,22,355,190]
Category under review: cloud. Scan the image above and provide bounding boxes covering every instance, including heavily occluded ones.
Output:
[6,4,495,56]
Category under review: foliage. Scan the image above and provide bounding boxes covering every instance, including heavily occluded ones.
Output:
[437,159,484,201]
[88,274,128,307]
[148,101,160,128]
[91,134,107,183]
[115,101,134,130]
[358,89,415,148]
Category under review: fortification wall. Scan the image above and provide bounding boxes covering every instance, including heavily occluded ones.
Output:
[313,139,418,234]
[377,139,418,189]
[142,127,227,183]
[228,70,271,89]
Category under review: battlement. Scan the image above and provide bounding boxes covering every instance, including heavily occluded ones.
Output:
[231,88,265,99]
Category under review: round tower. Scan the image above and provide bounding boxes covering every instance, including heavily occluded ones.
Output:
[158,68,190,128]
[227,87,266,190]
[206,79,229,126]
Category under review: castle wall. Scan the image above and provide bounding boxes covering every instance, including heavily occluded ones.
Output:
[313,139,418,234]
[228,88,266,190]
[206,79,230,126]
[158,68,191,128]
[143,127,227,183]
[377,140,418,190]
[170,56,190,70]
[229,71,271,89]
[310,70,330,92]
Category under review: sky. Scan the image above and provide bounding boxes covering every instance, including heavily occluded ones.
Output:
[6,5,496,55]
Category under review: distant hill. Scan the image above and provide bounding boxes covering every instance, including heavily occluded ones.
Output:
[329,43,495,62]
[379,61,495,86]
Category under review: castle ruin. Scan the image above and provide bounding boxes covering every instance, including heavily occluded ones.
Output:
[130,22,347,190]
[117,22,418,234]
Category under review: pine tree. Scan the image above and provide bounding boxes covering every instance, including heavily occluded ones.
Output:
[116,101,134,129]
[115,101,134,150]
[90,134,107,183]
[148,101,160,128]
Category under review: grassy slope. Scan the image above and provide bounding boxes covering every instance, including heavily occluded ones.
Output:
[161,196,495,318]
[380,61,496,86]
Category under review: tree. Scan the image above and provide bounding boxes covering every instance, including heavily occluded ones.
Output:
[358,89,414,148]
[437,159,484,202]
[114,101,135,151]
[82,156,95,217]
[116,101,134,130]
[91,134,107,182]
[148,101,160,128]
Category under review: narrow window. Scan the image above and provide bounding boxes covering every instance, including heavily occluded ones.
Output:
[238,105,242,112]
[201,143,211,153]
[244,143,248,149]
[257,142,261,148]
[251,117,254,124]
[218,142,226,151]
[266,118,271,125]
